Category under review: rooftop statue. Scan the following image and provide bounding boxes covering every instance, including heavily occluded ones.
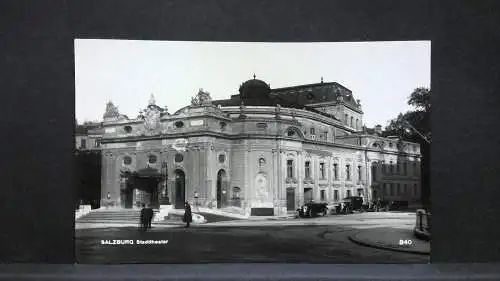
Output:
[191,88,213,106]
[103,101,120,119]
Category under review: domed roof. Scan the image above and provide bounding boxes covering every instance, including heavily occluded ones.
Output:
[239,75,271,100]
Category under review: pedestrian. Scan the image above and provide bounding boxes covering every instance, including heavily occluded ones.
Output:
[146,204,154,230]
[183,201,192,228]
[139,204,147,231]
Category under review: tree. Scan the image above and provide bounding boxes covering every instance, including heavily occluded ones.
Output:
[383,87,431,211]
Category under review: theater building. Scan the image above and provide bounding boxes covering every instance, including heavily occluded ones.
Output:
[90,77,422,216]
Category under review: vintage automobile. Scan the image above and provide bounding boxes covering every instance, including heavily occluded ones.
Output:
[296,201,328,218]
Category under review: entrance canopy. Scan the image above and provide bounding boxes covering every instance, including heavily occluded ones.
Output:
[132,167,165,179]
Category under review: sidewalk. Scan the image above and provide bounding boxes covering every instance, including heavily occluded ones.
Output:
[348,227,430,255]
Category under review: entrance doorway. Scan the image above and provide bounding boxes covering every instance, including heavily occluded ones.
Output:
[286,188,295,211]
[121,174,161,209]
[174,169,186,209]
[216,169,228,209]
[304,188,313,202]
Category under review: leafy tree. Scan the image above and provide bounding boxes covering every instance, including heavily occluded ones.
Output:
[383,87,431,210]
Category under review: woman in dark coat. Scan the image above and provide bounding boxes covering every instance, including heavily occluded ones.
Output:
[183,201,193,228]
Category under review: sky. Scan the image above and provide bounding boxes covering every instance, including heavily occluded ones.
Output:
[74,39,430,128]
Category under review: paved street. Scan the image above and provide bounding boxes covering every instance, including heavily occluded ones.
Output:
[76,212,428,264]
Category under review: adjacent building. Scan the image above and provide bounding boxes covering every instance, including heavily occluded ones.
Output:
[76,77,422,216]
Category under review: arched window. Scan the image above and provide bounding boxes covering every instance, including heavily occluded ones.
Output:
[345,114,348,124]
[356,119,359,129]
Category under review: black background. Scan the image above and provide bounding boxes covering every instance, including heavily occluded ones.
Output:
[0,0,499,276]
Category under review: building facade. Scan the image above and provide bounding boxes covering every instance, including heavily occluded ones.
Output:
[79,78,422,216]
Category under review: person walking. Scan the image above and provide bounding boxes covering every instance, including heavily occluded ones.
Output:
[145,204,154,230]
[183,201,192,228]
[139,204,147,231]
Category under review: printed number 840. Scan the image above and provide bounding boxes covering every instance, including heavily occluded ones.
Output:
[399,239,413,246]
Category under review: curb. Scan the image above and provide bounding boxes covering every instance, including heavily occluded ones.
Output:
[348,232,429,256]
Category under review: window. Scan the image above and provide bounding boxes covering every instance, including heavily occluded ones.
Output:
[357,188,364,197]
[305,161,311,178]
[356,119,359,129]
[404,162,408,175]
[389,142,393,148]
[333,163,338,180]
[218,154,226,163]
[413,162,417,175]
[175,154,184,163]
[384,184,389,196]
[396,162,400,173]
[371,165,377,181]
[390,161,394,173]
[320,190,326,201]
[148,154,158,164]
[124,125,132,133]
[346,164,351,180]
[346,190,352,198]
[80,139,86,149]
[123,156,132,165]
[95,139,101,148]
[404,184,407,194]
[413,184,418,197]
[174,121,184,128]
[320,163,326,179]
[334,190,339,201]
[345,114,348,124]
[350,116,353,127]
[324,131,328,141]
[357,165,362,181]
[397,183,401,195]
[220,122,227,130]
[287,129,295,137]
[287,160,294,178]
[310,128,315,135]
[382,161,386,173]
[390,183,395,196]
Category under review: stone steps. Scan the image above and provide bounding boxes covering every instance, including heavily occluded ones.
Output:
[76,209,159,223]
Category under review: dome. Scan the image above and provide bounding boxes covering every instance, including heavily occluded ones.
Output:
[239,76,271,100]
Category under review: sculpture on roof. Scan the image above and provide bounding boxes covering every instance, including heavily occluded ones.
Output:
[103,101,120,119]
[191,88,213,106]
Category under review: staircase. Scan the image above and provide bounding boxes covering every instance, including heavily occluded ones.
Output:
[76,208,159,224]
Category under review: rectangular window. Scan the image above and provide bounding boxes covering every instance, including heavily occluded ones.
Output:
[320,163,325,179]
[320,190,326,201]
[413,162,417,175]
[397,183,401,195]
[80,139,87,149]
[396,162,400,173]
[305,161,311,178]
[287,160,294,178]
[334,190,339,201]
[371,165,377,181]
[404,184,407,194]
[390,161,394,173]
[346,164,351,180]
[414,184,418,197]
[384,184,388,196]
[404,162,408,175]
[358,165,362,181]
[95,139,101,148]
[346,190,352,198]
[324,132,328,141]
[333,163,338,180]
[310,128,315,135]
[391,183,395,196]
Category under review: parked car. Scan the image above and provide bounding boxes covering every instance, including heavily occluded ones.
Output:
[296,201,328,218]
[342,196,367,213]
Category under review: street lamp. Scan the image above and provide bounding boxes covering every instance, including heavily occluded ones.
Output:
[402,121,431,144]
